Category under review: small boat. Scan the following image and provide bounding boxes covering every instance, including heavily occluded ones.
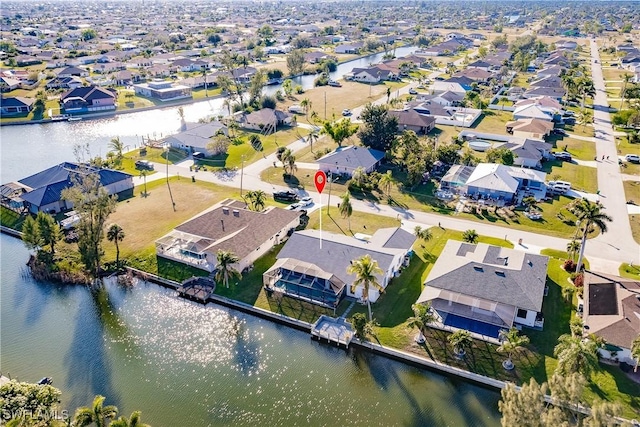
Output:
[67,117,82,122]
[37,377,53,385]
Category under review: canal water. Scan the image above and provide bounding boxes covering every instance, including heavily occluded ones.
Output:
[1,45,502,426]
[0,234,501,426]
[0,46,418,184]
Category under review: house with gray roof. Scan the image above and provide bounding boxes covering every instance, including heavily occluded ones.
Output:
[164,121,228,155]
[582,271,640,364]
[417,240,549,340]
[388,109,436,134]
[316,145,384,177]
[0,97,34,116]
[156,199,301,273]
[264,227,416,307]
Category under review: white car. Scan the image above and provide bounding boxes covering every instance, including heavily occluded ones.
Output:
[625,154,640,163]
[548,181,571,194]
[299,197,313,207]
[342,109,352,116]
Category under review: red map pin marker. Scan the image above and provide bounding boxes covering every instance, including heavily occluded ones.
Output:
[314,170,327,194]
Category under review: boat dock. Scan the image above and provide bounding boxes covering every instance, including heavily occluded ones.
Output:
[176,277,216,303]
[311,315,354,347]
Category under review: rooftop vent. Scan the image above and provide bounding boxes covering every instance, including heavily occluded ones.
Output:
[233,209,239,217]
[495,270,506,277]
[473,266,484,272]
[222,207,229,215]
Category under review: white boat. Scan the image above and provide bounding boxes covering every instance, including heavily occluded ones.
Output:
[67,117,82,122]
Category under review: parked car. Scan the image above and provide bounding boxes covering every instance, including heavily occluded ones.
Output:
[563,117,576,125]
[408,88,418,95]
[625,154,640,163]
[548,180,571,194]
[552,151,572,161]
[342,109,352,116]
[552,128,568,136]
[299,196,314,207]
[288,104,304,114]
[135,160,154,170]
[328,80,342,87]
[286,203,301,210]
[273,190,299,202]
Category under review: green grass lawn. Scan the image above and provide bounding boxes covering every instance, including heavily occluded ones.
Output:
[542,160,598,193]
[619,263,640,279]
[0,206,26,230]
[550,136,596,161]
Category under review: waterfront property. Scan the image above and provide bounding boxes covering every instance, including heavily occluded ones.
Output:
[459,130,553,168]
[582,271,640,365]
[1,162,133,214]
[0,97,34,116]
[156,199,301,273]
[316,145,385,177]
[163,121,228,156]
[133,79,192,101]
[417,241,549,341]
[60,85,117,113]
[235,108,293,134]
[265,227,416,306]
[440,163,548,204]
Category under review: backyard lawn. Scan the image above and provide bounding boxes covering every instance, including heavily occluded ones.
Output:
[542,160,598,193]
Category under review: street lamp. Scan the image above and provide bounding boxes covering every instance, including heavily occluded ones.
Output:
[240,154,245,198]
[164,144,176,211]
[326,171,333,215]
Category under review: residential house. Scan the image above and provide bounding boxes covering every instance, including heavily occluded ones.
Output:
[15,56,42,67]
[453,68,495,83]
[0,97,34,116]
[61,86,117,113]
[388,109,436,134]
[316,145,385,177]
[506,118,554,140]
[304,51,336,64]
[7,162,133,214]
[582,271,640,364]
[514,99,563,120]
[440,163,547,202]
[0,76,21,92]
[156,199,301,273]
[57,66,89,78]
[467,60,492,71]
[45,76,84,90]
[416,91,464,107]
[236,108,292,133]
[170,58,210,72]
[133,79,192,101]
[513,96,563,119]
[335,43,363,54]
[416,241,549,340]
[265,227,416,306]
[163,121,228,155]
[432,79,471,95]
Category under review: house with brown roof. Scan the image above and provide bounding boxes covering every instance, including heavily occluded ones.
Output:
[506,118,554,140]
[237,108,292,133]
[582,271,640,364]
[156,199,301,273]
[388,109,436,134]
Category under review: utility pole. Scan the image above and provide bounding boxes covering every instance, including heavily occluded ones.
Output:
[165,144,176,211]
[240,155,245,198]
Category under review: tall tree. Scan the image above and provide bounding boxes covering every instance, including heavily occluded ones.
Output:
[577,108,593,132]
[286,49,305,76]
[110,411,149,427]
[62,146,118,284]
[567,240,581,262]
[571,199,612,272]
[553,334,600,377]
[497,327,530,370]
[34,211,62,257]
[307,128,319,153]
[620,73,632,109]
[108,137,124,161]
[246,190,266,211]
[358,103,398,151]
[498,378,548,426]
[74,395,118,427]
[347,254,384,321]
[414,226,433,244]
[215,250,241,288]
[321,118,357,147]
[0,381,62,424]
[406,302,436,344]
[462,229,479,244]
[339,191,353,230]
[21,215,44,253]
[448,329,473,358]
[106,224,125,267]
[248,69,266,107]
[378,170,394,200]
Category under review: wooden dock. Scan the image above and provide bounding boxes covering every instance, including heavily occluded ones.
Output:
[311,315,354,347]
[176,277,216,303]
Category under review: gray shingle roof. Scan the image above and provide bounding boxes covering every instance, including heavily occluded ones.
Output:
[316,145,384,171]
[421,241,549,311]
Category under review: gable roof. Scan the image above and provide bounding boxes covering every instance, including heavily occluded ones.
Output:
[276,228,415,285]
[1,97,34,108]
[164,121,227,149]
[419,241,549,311]
[61,85,116,102]
[316,145,384,170]
[388,109,436,128]
[465,163,519,193]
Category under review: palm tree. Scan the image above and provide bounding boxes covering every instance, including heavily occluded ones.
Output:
[339,191,353,230]
[110,411,149,427]
[497,327,530,370]
[462,229,479,244]
[571,199,612,272]
[108,137,124,160]
[562,285,576,304]
[284,153,297,177]
[578,77,595,109]
[246,190,266,211]
[202,68,208,97]
[378,170,394,200]
[307,129,319,153]
[631,335,640,373]
[300,97,312,122]
[414,226,433,243]
[406,302,436,344]
[577,108,593,132]
[106,224,125,267]
[215,250,241,288]
[347,254,384,321]
[448,329,473,358]
[74,395,118,427]
[350,166,366,189]
[567,240,581,262]
[554,333,600,377]
[140,170,148,197]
